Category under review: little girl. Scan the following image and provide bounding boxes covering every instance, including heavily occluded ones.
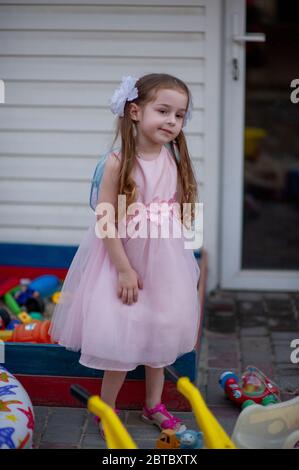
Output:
[50,73,201,435]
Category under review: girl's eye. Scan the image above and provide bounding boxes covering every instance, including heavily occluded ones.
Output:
[158,110,184,119]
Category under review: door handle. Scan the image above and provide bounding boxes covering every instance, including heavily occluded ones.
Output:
[231,13,266,81]
[233,33,266,43]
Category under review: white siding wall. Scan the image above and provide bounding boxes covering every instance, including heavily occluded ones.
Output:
[0,0,206,246]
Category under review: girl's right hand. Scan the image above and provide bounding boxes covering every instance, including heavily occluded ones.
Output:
[117,267,143,305]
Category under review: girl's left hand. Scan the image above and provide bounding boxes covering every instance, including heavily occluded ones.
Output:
[117,267,143,305]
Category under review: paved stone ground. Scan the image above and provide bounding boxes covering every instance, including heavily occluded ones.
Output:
[33,290,299,449]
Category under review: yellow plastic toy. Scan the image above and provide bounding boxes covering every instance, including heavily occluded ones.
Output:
[177,376,236,449]
[52,291,61,304]
[244,127,267,161]
[0,330,14,341]
[18,311,33,324]
[70,384,137,449]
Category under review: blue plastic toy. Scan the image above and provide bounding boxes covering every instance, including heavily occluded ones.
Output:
[176,429,203,449]
[6,319,21,330]
[28,275,60,298]
[14,288,35,306]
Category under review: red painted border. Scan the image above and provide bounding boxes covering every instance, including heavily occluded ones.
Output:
[15,374,191,411]
[0,265,67,281]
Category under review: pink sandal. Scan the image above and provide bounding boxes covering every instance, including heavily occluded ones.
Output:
[94,408,121,440]
[141,403,186,432]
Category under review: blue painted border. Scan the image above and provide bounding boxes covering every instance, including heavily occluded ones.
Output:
[0,243,77,268]
[3,343,196,382]
[0,243,201,269]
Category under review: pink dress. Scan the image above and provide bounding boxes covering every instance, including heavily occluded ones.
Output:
[49,145,201,371]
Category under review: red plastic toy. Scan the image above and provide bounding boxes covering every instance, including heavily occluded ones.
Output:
[219,366,280,409]
[0,320,56,344]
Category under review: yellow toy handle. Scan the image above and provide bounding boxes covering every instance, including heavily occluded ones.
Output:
[177,377,236,449]
[70,384,137,449]
[88,396,137,449]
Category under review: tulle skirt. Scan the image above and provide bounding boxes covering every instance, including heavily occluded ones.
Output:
[49,217,201,371]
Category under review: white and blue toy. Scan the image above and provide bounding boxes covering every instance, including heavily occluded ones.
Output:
[0,365,34,449]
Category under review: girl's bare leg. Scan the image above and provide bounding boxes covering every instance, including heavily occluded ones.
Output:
[101,370,127,408]
[144,366,165,409]
[144,366,183,431]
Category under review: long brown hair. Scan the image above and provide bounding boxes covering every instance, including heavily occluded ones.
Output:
[111,73,198,228]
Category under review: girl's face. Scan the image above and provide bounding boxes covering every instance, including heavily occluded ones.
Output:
[131,88,188,148]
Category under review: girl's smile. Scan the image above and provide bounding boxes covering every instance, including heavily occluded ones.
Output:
[130,88,188,154]
[160,128,174,136]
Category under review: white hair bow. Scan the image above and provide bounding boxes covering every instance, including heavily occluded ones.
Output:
[109,76,138,117]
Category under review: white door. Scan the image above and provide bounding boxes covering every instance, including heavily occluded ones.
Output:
[221,0,299,290]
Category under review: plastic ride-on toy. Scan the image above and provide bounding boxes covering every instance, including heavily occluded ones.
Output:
[219,366,280,409]
[231,395,299,449]
[71,365,236,450]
